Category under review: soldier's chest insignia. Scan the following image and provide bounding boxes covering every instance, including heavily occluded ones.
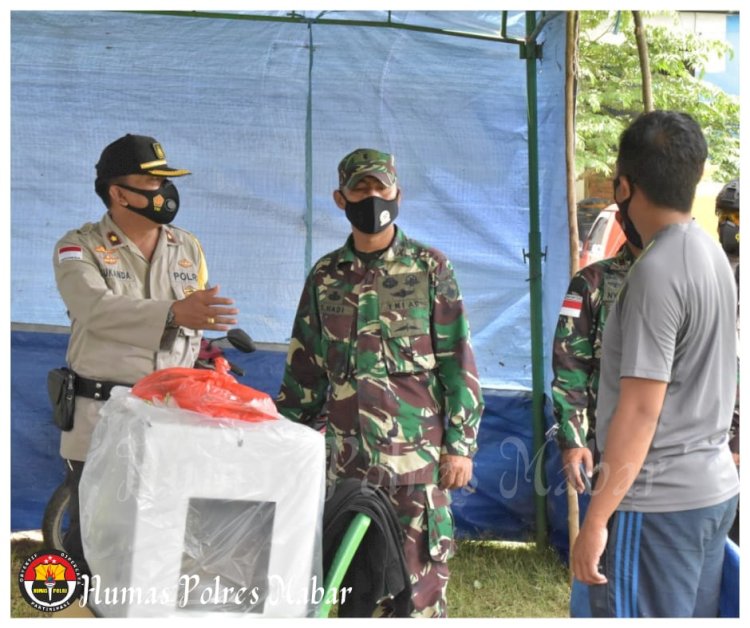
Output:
[388,317,428,337]
[178,258,193,268]
[378,272,428,312]
[106,232,122,246]
[602,280,624,307]
[94,245,119,265]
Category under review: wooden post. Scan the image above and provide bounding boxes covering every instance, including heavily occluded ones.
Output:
[564,10,582,584]
[632,11,654,112]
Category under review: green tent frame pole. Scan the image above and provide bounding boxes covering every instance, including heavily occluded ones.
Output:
[524,11,548,547]
[304,22,315,274]
[126,10,526,46]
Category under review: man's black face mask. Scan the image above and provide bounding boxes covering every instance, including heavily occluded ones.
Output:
[614,177,644,250]
[116,180,180,225]
[341,190,399,234]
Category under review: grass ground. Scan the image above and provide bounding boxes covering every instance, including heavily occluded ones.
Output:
[10,537,570,618]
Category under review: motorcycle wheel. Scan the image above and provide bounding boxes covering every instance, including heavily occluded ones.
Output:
[42,481,71,551]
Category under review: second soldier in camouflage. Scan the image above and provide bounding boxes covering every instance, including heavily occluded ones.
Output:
[552,218,640,493]
[277,148,484,617]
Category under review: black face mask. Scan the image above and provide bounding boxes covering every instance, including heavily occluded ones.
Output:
[116,180,180,225]
[614,177,643,249]
[342,192,399,234]
[718,219,739,256]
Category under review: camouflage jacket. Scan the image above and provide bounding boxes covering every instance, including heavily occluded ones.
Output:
[277,227,484,487]
[552,244,635,450]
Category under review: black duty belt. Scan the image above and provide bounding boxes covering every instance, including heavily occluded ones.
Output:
[75,374,133,401]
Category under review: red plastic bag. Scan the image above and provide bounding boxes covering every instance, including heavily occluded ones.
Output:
[132,357,277,422]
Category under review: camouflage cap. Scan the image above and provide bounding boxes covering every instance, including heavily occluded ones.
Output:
[338,148,397,189]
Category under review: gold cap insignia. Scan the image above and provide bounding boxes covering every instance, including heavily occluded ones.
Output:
[152,142,165,160]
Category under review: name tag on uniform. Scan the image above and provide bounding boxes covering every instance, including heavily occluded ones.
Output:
[320,301,355,317]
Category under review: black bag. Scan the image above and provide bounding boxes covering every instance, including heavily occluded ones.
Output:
[47,367,76,431]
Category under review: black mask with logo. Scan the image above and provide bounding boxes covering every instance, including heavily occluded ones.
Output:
[341,192,399,234]
[116,180,180,225]
[614,176,644,250]
[718,219,739,256]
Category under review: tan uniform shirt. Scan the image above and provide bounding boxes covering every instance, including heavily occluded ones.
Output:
[53,212,207,460]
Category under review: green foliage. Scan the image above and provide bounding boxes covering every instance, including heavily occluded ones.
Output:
[576,11,739,182]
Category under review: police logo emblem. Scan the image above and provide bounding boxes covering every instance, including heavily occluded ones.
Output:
[18,550,83,613]
[152,142,165,160]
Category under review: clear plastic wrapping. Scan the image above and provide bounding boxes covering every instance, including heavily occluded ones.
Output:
[80,388,325,618]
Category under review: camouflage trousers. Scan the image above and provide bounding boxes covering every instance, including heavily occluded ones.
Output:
[376,484,454,618]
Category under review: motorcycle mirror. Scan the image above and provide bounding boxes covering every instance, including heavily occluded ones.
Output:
[227,328,256,353]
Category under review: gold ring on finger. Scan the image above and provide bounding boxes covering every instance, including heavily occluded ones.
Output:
[207,316,215,325]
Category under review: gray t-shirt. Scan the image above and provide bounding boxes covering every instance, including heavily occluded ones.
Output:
[596,220,740,512]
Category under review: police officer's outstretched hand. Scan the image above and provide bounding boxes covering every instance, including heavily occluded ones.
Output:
[171,285,239,331]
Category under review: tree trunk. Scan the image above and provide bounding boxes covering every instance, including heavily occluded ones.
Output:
[632,11,654,112]
[565,11,581,584]
[565,11,580,278]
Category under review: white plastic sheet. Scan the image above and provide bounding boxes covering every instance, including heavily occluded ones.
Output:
[80,388,326,618]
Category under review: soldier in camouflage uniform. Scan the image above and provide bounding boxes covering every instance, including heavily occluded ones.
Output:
[552,215,641,493]
[277,148,484,617]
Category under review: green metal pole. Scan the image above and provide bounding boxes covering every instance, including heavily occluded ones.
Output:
[123,11,526,46]
[304,22,314,275]
[524,10,548,547]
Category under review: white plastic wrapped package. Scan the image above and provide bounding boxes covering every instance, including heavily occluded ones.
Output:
[79,388,326,618]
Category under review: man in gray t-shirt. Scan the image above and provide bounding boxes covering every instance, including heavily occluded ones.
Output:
[572,111,739,617]
[596,219,738,511]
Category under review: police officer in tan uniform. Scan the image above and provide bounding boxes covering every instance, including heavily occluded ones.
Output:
[52,133,238,570]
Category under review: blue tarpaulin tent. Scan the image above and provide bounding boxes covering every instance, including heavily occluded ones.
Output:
[11,10,573,552]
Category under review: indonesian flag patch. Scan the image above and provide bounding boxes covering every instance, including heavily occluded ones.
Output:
[58,245,83,262]
[560,293,583,318]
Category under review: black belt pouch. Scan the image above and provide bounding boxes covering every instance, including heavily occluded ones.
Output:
[47,367,76,431]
